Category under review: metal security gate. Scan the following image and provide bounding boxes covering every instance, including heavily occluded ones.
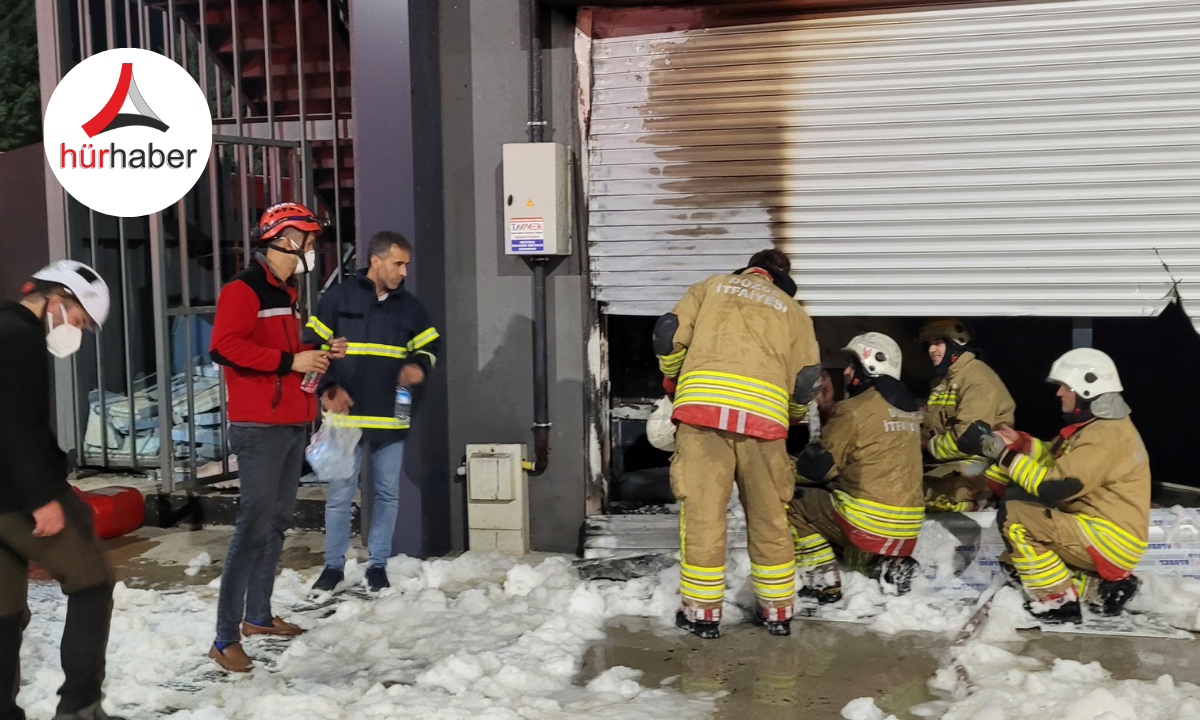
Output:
[585,0,1200,323]
[39,0,352,490]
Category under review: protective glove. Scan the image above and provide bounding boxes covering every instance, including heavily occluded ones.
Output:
[955,420,1006,460]
[794,441,834,486]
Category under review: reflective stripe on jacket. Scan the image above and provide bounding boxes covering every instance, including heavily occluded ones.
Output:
[658,271,819,441]
[812,388,925,556]
[301,271,439,435]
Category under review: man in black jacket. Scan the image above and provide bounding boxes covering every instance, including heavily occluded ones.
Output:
[304,231,440,592]
[0,261,123,720]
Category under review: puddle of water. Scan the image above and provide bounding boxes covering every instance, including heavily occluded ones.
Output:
[578,617,947,719]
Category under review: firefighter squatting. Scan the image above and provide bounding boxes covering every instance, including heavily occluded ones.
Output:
[653,249,1152,639]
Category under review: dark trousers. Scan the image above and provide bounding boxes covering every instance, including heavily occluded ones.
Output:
[0,492,115,719]
[215,425,305,644]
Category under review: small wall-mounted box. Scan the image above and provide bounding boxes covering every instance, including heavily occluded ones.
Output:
[502,142,573,256]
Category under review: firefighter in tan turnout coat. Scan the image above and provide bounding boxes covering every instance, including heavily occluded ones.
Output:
[957,348,1150,624]
[920,319,1017,512]
[789,333,925,604]
[655,249,821,639]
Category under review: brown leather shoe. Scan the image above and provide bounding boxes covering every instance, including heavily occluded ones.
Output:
[209,643,253,673]
[241,616,305,637]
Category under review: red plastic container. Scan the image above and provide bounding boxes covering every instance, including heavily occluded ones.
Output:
[74,486,145,540]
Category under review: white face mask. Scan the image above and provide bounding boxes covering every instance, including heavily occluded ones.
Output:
[294,249,317,274]
[46,305,83,358]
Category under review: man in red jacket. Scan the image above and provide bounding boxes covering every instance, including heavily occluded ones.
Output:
[207,202,345,672]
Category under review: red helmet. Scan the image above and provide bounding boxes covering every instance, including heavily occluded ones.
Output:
[251,202,330,242]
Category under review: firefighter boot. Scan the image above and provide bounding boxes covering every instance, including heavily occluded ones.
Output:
[1090,575,1140,617]
[798,561,842,605]
[752,606,792,637]
[869,556,919,596]
[1028,587,1082,625]
[676,607,721,640]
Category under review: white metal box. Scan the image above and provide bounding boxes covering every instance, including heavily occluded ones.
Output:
[502,143,573,256]
[465,443,530,555]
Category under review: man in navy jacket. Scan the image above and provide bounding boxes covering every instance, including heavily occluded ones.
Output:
[304,231,440,593]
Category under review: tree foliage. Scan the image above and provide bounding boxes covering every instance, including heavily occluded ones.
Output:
[0,0,41,152]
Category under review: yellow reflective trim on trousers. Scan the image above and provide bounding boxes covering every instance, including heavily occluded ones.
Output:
[680,564,725,578]
[680,581,725,598]
[408,327,440,350]
[306,316,333,341]
[676,375,787,407]
[340,415,410,430]
[752,566,796,580]
[794,532,829,549]
[1077,515,1146,570]
[345,342,409,359]
[752,585,795,599]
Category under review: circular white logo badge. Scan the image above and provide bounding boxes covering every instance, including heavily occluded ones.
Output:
[43,48,213,218]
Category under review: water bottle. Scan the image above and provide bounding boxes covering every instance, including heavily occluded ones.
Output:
[301,344,330,394]
[394,385,412,425]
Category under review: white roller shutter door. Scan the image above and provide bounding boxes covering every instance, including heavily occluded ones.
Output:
[586,0,1200,326]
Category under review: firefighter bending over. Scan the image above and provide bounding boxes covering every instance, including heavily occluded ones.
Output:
[920,318,1016,512]
[655,249,821,639]
[789,333,925,603]
[960,348,1149,624]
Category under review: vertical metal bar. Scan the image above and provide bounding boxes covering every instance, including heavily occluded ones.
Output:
[81,0,93,57]
[137,0,145,50]
[239,145,251,263]
[118,217,138,469]
[231,0,242,135]
[231,0,250,262]
[179,16,187,77]
[262,0,274,138]
[148,214,175,489]
[166,0,175,60]
[178,197,198,484]
[294,0,308,206]
[104,0,114,50]
[89,210,108,467]
[161,11,168,60]
[198,0,209,112]
[215,68,223,119]
[208,142,229,475]
[123,0,131,48]
[327,0,341,278]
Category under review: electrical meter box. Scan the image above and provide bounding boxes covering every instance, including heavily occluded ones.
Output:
[503,142,573,256]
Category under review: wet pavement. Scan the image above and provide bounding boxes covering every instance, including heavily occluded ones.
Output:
[99,526,1197,718]
[579,617,944,719]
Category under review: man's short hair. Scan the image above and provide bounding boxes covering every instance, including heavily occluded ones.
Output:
[748,248,791,276]
[369,231,413,259]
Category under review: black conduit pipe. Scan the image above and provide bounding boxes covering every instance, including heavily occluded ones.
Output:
[526,0,550,476]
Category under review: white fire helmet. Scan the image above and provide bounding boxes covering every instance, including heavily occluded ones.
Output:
[31,259,110,327]
[1047,348,1122,399]
[646,396,677,452]
[843,332,902,380]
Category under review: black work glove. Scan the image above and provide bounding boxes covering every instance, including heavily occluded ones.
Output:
[956,420,1005,460]
[794,442,835,486]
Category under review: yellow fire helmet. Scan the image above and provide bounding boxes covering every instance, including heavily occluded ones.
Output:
[918,318,971,346]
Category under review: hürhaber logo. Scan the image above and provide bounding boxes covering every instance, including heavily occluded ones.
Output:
[43,48,213,218]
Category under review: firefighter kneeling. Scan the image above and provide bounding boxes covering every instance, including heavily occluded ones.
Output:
[959,349,1149,624]
[789,333,925,603]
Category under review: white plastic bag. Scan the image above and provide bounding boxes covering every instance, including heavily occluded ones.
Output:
[305,415,362,481]
[646,396,677,452]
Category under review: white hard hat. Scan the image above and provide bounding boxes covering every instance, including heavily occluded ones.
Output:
[32,259,110,327]
[844,332,902,380]
[647,396,677,452]
[1047,348,1122,399]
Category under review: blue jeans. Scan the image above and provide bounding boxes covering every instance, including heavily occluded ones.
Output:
[215,425,305,644]
[325,438,404,570]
